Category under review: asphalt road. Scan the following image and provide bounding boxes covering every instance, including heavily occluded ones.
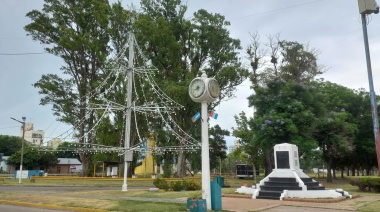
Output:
[0,204,73,212]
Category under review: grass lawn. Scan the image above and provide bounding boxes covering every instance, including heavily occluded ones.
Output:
[1,175,380,211]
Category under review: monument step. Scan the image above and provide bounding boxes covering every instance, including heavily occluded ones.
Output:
[260,185,302,191]
[301,178,313,182]
[265,181,300,187]
[304,182,319,187]
[307,186,325,190]
[256,195,280,200]
[269,177,297,182]
[258,190,282,197]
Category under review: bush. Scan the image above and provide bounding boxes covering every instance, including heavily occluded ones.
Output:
[153,178,169,190]
[348,177,380,192]
[170,181,184,191]
[186,180,201,191]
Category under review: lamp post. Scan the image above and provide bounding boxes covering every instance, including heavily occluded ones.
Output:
[358,0,380,175]
[10,116,26,183]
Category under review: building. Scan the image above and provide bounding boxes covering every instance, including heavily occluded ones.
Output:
[134,138,157,176]
[228,140,241,153]
[49,158,82,174]
[47,138,62,149]
[0,156,11,173]
[20,122,45,146]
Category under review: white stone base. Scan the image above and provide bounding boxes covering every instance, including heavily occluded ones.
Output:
[280,189,343,200]
[235,186,257,195]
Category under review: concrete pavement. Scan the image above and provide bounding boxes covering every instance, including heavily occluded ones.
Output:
[222,195,379,211]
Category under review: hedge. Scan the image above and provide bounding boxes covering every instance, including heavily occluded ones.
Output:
[347,176,380,192]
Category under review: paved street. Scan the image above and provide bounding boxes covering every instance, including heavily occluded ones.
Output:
[0,204,72,212]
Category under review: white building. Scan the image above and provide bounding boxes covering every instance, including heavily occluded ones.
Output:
[47,138,62,149]
[228,140,241,153]
[20,122,45,146]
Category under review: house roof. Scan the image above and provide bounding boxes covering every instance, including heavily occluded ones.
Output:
[57,158,81,165]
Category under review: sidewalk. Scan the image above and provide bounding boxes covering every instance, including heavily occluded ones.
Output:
[222,195,379,212]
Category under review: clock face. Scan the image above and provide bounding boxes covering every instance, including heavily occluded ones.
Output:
[208,79,220,98]
[189,78,205,98]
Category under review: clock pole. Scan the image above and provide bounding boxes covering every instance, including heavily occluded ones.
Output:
[201,95,211,209]
[189,73,219,210]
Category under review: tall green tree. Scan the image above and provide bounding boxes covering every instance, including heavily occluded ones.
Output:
[0,135,23,156]
[40,151,59,172]
[55,142,81,160]
[135,0,248,177]
[7,147,41,170]
[232,112,263,179]
[248,80,322,175]
[314,111,357,182]
[209,125,228,171]
[25,0,111,175]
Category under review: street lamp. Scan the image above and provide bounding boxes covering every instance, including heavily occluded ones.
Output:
[10,116,26,183]
[357,0,380,175]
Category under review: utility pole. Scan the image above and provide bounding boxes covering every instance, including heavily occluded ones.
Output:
[358,0,380,175]
[10,116,26,183]
[122,19,134,192]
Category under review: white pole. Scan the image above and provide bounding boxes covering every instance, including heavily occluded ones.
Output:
[122,28,134,192]
[201,101,211,210]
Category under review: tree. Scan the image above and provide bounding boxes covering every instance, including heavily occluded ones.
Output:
[7,147,41,170]
[25,0,111,176]
[278,41,323,82]
[209,125,228,171]
[232,112,263,180]
[40,151,59,172]
[314,112,357,182]
[135,0,248,177]
[248,80,322,175]
[55,142,81,160]
[0,135,23,156]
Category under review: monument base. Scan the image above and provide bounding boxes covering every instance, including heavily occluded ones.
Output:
[251,143,351,200]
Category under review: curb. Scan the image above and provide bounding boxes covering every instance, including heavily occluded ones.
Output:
[222,194,251,199]
[0,200,108,212]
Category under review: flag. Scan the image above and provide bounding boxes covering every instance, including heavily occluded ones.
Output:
[192,112,201,122]
[209,111,218,120]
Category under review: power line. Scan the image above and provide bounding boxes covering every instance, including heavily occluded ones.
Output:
[0,126,19,130]
[0,52,46,55]
[230,0,324,20]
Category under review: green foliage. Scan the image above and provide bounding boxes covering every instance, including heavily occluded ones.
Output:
[7,147,41,169]
[0,135,24,156]
[169,180,184,191]
[136,0,249,177]
[55,142,81,160]
[153,178,169,190]
[348,177,380,192]
[186,180,201,191]
[40,151,59,172]
[209,125,229,170]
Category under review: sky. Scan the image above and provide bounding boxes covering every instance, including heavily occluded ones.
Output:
[1,0,380,150]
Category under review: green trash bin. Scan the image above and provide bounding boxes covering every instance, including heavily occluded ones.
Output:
[210,181,222,210]
[214,176,224,187]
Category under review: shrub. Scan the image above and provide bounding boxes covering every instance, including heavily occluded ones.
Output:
[153,178,169,190]
[170,181,184,191]
[186,180,201,191]
[348,177,380,192]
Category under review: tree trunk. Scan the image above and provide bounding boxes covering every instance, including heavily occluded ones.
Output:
[351,167,355,176]
[340,166,344,178]
[176,149,186,177]
[346,167,350,176]
[326,157,333,183]
[264,148,273,176]
[332,162,336,179]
